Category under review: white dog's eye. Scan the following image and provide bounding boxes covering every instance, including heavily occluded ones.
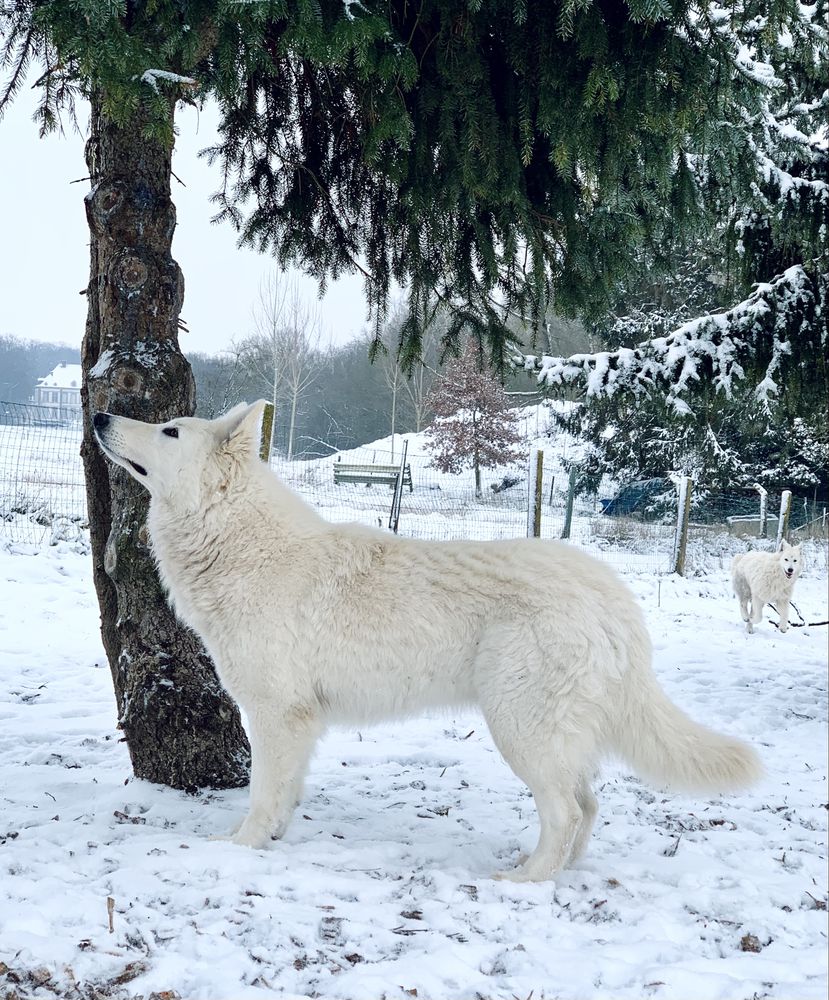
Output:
[163,427,179,439]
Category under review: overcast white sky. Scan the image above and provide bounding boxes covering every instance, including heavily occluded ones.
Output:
[0,90,370,356]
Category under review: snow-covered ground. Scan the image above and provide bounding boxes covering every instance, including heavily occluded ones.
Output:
[1,540,826,1000]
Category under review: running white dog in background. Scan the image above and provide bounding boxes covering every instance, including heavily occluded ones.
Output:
[732,541,803,634]
[94,401,762,882]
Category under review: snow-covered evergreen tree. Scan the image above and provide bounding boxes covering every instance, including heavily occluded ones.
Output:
[426,343,527,498]
[523,1,827,495]
[544,258,827,494]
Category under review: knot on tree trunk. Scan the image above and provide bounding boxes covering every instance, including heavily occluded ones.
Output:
[87,344,195,421]
[86,177,176,247]
[116,255,150,293]
[111,365,146,396]
[99,249,186,351]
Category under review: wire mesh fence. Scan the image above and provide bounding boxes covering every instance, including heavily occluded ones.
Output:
[1,399,826,578]
[271,437,679,574]
[0,401,87,545]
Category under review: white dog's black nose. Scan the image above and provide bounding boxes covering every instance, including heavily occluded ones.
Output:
[93,412,110,431]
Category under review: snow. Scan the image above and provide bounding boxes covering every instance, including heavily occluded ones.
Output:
[36,364,83,390]
[138,70,196,94]
[522,264,817,410]
[1,536,827,999]
[89,351,115,380]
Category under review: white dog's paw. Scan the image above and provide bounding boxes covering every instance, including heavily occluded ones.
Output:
[493,852,558,883]
[230,823,270,849]
[228,812,291,849]
[208,816,243,842]
[494,863,552,884]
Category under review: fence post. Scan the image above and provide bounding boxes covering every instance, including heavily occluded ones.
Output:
[548,473,556,509]
[527,449,544,538]
[776,489,792,549]
[673,475,693,575]
[259,402,275,462]
[388,438,409,534]
[753,482,768,538]
[561,466,577,540]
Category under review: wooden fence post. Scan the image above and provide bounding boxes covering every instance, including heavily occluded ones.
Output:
[259,402,275,462]
[776,489,792,549]
[561,466,577,540]
[754,482,768,539]
[527,450,544,538]
[673,476,693,575]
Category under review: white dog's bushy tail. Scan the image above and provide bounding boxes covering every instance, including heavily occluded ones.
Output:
[613,666,763,793]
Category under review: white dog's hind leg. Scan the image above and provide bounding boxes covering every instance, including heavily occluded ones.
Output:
[485,706,585,881]
[496,766,583,883]
[748,596,764,634]
[733,572,751,625]
[567,776,599,865]
[231,709,320,849]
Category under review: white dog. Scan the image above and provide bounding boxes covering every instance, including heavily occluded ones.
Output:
[94,401,761,882]
[732,541,803,634]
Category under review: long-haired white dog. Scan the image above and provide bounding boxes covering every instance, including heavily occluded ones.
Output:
[732,541,803,633]
[94,401,761,881]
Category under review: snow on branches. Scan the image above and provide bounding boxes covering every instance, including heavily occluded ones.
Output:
[521,263,825,415]
[137,69,196,93]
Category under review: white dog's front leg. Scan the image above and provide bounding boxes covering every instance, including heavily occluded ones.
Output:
[231,709,321,849]
[777,600,790,633]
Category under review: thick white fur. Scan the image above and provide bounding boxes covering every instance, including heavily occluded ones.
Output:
[94,401,762,882]
[732,542,803,634]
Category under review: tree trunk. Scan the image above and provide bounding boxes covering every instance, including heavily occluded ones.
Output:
[390,379,397,461]
[472,412,482,498]
[79,92,250,790]
[288,387,298,459]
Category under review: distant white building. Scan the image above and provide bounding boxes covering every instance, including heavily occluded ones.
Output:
[34,362,83,423]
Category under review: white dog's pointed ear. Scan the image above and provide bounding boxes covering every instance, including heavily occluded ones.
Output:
[217,400,268,457]
[780,539,790,550]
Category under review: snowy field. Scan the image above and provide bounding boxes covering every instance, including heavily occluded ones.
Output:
[1,538,827,1000]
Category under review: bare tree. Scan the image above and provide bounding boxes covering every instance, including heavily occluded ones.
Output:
[380,305,440,453]
[399,318,440,433]
[279,292,323,458]
[190,346,248,418]
[238,272,323,458]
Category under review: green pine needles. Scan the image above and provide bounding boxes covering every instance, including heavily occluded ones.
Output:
[2,1,826,372]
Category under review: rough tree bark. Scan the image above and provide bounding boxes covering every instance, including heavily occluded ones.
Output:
[79,92,250,789]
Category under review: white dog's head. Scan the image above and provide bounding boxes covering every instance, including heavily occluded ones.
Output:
[93,401,268,511]
[778,539,803,581]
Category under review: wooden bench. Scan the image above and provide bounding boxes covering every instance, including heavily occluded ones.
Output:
[333,461,413,491]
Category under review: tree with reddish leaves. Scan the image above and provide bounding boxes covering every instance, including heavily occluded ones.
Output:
[426,343,527,498]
